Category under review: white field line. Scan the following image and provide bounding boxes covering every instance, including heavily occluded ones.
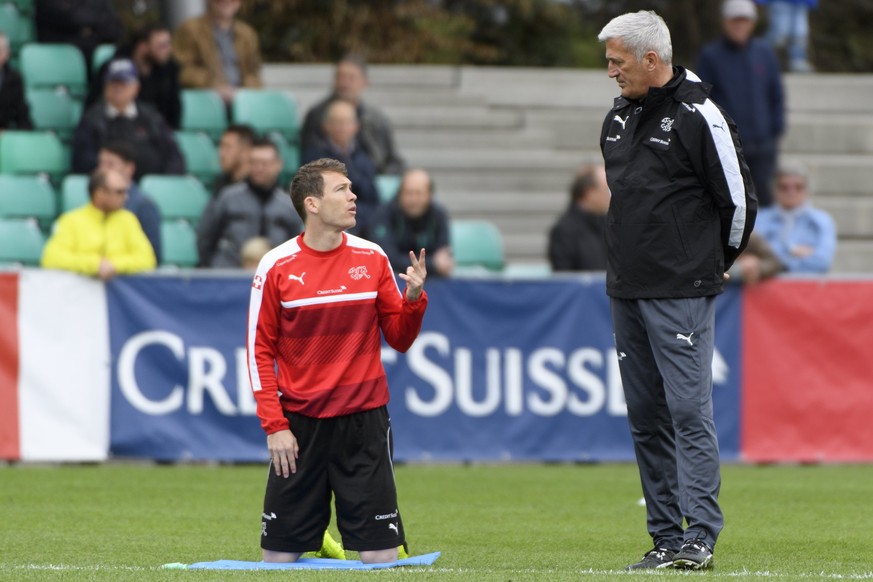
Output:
[6,565,873,578]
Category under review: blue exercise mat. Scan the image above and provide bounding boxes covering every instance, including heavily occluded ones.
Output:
[163,551,441,570]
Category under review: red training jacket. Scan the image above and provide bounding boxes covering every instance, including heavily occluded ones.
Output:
[246,232,428,434]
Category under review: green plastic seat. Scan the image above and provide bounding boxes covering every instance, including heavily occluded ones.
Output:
[232,89,299,145]
[3,0,33,16]
[0,217,46,266]
[160,219,198,268]
[60,175,89,212]
[0,3,33,54]
[91,43,117,75]
[0,131,68,183]
[174,131,221,187]
[139,175,209,226]
[0,175,57,231]
[180,90,228,141]
[450,219,505,272]
[25,88,82,143]
[376,174,402,203]
[19,43,88,99]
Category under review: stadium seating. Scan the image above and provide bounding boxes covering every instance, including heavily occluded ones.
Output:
[376,174,402,203]
[25,89,82,143]
[232,89,299,144]
[0,175,57,231]
[0,131,68,183]
[60,174,89,212]
[139,175,209,226]
[180,90,227,141]
[0,3,33,54]
[2,0,33,16]
[160,220,199,267]
[267,131,299,185]
[450,219,505,272]
[92,43,117,75]
[19,43,88,99]
[0,217,45,266]
[175,131,221,187]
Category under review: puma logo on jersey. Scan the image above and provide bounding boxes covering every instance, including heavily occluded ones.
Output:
[676,332,694,346]
[711,122,725,131]
[288,272,306,285]
[388,523,399,534]
[613,114,628,129]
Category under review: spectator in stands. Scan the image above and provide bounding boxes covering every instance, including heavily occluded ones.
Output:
[214,124,256,195]
[240,236,271,270]
[301,98,380,234]
[197,138,302,268]
[727,232,785,285]
[697,0,784,208]
[757,0,817,72]
[172,0,262,106]
[301,54,405,175]
[365,168,454,277]
[755,160,836,273]
[97,141,162,263]
[87,25,182,129]
[34,0,123,79]
[41,169,156,279]
[73,59,186,180]
[547,165,610,272]
[0,33,33,131]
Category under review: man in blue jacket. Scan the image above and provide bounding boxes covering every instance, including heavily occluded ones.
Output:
[598,10,757,571]
[696,0,784,208]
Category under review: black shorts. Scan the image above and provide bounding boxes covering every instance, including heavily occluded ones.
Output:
[260,406,405,553]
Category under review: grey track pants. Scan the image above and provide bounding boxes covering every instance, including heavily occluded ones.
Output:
[610,296,723,551]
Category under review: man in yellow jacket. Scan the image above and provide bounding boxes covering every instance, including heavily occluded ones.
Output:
[41,169,157,279]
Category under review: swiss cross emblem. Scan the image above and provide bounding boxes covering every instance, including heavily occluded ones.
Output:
[252,275,263,290]
[348,266,370,280]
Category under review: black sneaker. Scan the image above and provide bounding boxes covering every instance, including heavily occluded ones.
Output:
[672,539,713,570]
[625,547,675,570]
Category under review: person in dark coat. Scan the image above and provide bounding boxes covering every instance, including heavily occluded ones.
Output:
[86,25,182,129]
[548,165,611,272]
[0,33,33,130]
[73,59,185,180]
[365,168,454,277]
[301,98,379,235]
[696,0,784,207]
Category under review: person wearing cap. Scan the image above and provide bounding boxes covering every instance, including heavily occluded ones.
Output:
[72,58,186,180]
[696,0,784,208]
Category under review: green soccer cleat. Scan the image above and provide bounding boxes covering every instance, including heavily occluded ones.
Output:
[398,542,409,560]
[314,530,345,560]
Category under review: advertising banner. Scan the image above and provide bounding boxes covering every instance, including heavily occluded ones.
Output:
[106,274,743,462]
[742,280,873,462]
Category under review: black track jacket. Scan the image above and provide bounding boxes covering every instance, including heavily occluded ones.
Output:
[600,67,757,299]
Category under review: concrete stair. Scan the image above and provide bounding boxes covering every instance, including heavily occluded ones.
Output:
[264,64,873,273]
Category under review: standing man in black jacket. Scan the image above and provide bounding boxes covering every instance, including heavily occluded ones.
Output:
[547,165,610,272]
[597,10,756,571]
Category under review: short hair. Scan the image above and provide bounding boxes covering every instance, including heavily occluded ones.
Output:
[249,137,279,157]
[776,160,811,188]
[88,170,110,199]
[400,169,435,196]
[100,140,137,165]
[338,53,368,77]
[569,166,602,204]
[223,124,256,146]
[289,158,348,221]
[322,97,358,124]
[598,10,673,65]
[128,23,168,47]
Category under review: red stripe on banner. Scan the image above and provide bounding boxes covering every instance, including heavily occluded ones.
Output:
[0,272,20,460]
[742,280,873,462]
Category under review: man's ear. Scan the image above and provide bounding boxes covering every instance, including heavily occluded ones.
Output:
[304,195,319,216]
[644,51,659,71]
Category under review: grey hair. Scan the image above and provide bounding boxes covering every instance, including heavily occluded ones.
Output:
[597,11,673,66]
[777,159,813,190]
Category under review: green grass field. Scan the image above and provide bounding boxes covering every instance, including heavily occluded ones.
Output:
[1,463,872,580]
